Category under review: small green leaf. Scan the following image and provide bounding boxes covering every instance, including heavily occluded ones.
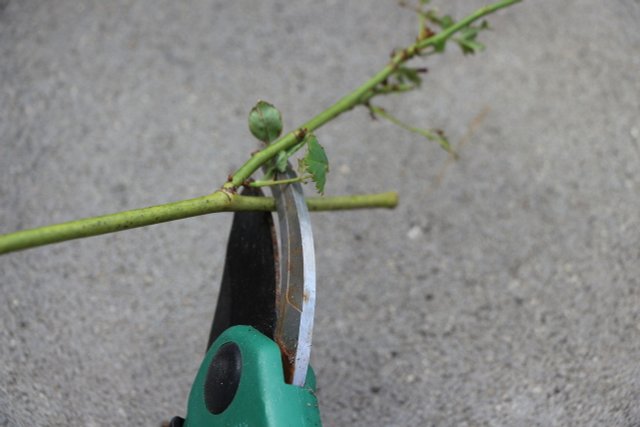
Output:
[457,38,485,54]
[455,26,485,54]
[433,40,447,53]
[426,12,455,30]
[455,21,490,55]
[396,67,422,86]
[301,135,329,194]
[458,26,480,40]
[440,15,455,29]
[248,100,283,143]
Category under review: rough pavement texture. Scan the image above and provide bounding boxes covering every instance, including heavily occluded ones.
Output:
[1,1,639,426]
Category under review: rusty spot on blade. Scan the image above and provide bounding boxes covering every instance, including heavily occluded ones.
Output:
[276,336,296,384]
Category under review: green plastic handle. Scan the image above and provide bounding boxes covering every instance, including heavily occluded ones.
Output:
[184,325,322,427]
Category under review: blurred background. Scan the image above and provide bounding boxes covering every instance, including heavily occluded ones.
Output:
[1,1,639,425]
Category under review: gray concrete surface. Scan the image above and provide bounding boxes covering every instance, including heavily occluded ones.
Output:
[1,0,639,425]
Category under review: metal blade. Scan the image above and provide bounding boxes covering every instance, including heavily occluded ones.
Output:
[271,168,316,386]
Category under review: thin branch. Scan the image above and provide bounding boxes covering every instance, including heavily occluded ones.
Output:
[224,0,521,188]
[369,105,455,155]
[306,192,398,212]
[250,176,310,187]
[0,192,398,254]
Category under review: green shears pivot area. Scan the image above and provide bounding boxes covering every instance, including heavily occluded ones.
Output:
[184,325,321,427]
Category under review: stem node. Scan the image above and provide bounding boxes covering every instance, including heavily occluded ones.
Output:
[294,127,308,141]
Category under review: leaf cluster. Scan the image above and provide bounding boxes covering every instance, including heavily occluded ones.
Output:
[248,101,329,194]
[418,1,491,54]
[244,1,507,194]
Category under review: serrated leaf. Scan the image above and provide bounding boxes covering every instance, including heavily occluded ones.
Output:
[248,100,283,143]
[301,135,329,194]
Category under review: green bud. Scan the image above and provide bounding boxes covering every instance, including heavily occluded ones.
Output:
[248,100,283,143]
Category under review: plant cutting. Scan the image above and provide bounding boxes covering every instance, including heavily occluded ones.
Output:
[0,0,521,255]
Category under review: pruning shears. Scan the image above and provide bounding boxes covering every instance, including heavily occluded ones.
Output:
[168,166,322,426]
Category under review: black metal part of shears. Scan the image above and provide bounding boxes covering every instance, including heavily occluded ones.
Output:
[207,186,278,349]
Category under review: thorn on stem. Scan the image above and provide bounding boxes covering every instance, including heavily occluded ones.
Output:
[366,103,378,121]
[390,48,411,69]
[294,127,308,141]
[418,26,436,41]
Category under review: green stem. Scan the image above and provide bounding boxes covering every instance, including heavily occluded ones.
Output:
[0,191,398,254]
[250,176,309,187]
[416,0,520,51]
[306,192,398,212]
[369,105,454,154]
[225,0,520,187]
